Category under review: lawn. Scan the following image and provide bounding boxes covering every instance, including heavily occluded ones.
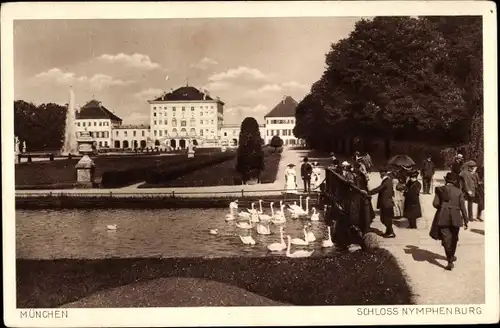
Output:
[17,250,413,308]
[15,154,215,189]
[140,151,282,188]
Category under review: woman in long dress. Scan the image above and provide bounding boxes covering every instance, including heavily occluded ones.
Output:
[310,162,322,192]
[284,163,298,194]
[403,170,422,229]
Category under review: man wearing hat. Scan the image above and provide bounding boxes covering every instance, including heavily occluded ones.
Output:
[460,160,479,222]
[451,153,465,175]
[364,167,396,238]
[403,170,422,229]
[420,154,435,194]
[300,156,313,193]
[430,172,468,271]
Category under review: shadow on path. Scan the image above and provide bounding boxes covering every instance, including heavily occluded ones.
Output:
[368,227,386,237]
[470,228,484,236]
[403,245,447,269]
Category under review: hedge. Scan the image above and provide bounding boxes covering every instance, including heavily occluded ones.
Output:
[145,152,236,184]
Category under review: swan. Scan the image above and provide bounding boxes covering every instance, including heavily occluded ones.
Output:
[250,212,260,223]
[209,229,219,235]
[239,235,256,245]
[236,215,252,229]
[256,221,271,235]
[229,200,239,210]
[286,235,314,258]
[247,202,258,215]
[310,207,320,221]
[304,196,310,214]
[306,224,316,242]
[290,227,309,245]
[267,227,286,251]
[322,226,334,247]
[258,199,264,214]
[259,203,273,222]
[238,211,252,220]
[271,204,286,224]
[225,213,236,221]
[288,201,303,213]
[106,224,117,230]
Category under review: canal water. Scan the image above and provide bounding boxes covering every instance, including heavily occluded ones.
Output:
[16,208,335,259]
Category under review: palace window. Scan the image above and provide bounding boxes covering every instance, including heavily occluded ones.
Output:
[99,122,102,126]
[182,107,185,111]
[124,131,128,137]
[94,122,97,126]
[190,118,196,126]
[164,130,168,136]
[154,113,157,117]
[191,107,195,111]
[200,129,203,136]
[159,130,162,137]
[116,131,119,136]
[142,131,145,137]
[181,120,187,127]
[200,112,203,116]
[172,119,177,127]
[133,131,136,137]
[154,130,157,136]
[200,120,203,124]
[77,122,80,127]
[164,120,168,125]
[154,120,157,125]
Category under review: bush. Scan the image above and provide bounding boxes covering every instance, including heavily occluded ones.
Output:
[270,135,284,148]
[236,117,265,182]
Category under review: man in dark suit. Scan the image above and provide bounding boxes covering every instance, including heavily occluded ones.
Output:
[300,157,312,193]
[431,172,468,271]
[421,154,435,194]
[364,167,396,238]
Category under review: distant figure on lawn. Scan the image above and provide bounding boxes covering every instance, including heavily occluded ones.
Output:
[301,157,313,193]
[364,167,395,238]
[420,154,435,194]
[403,170,422,229]
[429,172,468,271]
[284,163,298,194]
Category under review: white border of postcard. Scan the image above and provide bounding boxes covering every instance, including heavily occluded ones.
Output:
[2,1,499,326]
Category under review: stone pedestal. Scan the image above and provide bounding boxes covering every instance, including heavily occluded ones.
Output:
[187,149,195,158]
[221,146,227,152]
[75,155,95,188]
[15,152,19,164]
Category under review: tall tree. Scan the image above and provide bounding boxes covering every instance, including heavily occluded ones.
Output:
[236,117,265,183]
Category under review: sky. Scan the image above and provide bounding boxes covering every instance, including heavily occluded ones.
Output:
[14,17,361,125]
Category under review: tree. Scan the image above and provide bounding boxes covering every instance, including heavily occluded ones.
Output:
[270,135,284,150]
[236,117,265,183]
[14,100,67,151]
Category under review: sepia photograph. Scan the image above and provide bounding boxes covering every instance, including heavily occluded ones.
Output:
[2,1,498,326]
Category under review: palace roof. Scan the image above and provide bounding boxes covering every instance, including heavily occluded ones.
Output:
[264,96,298,118]
[76,100,122,122]
[150,86,224,105]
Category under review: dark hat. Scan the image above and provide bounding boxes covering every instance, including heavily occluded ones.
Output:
[303,156,309,162]
[287,163,296,167]
[409,170,419,178]
[379,166,389,174]
[444,172,459,184]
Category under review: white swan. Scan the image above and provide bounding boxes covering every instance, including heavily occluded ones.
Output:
[267,227,286,252]
[286,235,314,258]
[310,207,320,221]
[238,211,252,220]
[291,227,309,245]
[229,200,239,210]
[256,221,271,235]
[288,201,303,214]
[236,215,252,229]
[271,204,286,224]
[247,202,258,215]
[225,213,236,221]
[239,235,256,245]
[304,196,310,214]
[106,224,117,230]
[259,203,273,222]
[250,212,260,223]
[209,229,219,235]
[258,199,264,214]
[322,226,334,248]
[306,225,316,242]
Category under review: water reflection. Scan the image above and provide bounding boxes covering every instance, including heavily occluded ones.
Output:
[16,208,334,259]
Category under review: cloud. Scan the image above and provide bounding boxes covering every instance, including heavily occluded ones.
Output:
[96,53,161,70]
[122,112,150,125]
[134,88,164,101]
[224,104,268,124]
[282,81,309,91]
[191,57,218,70]
[33,68,135,90]
[208,66,268,83]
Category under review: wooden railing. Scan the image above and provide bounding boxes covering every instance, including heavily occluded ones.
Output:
[322,168,373,236]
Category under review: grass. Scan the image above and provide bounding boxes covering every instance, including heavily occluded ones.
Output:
[140,151,282,188]
[17,250,413,308]
[15,153,220,188]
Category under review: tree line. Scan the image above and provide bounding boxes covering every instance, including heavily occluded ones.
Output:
[293,16,483,160]
[14,100,67,151]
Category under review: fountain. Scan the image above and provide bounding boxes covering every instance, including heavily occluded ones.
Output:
[61,87,78,156]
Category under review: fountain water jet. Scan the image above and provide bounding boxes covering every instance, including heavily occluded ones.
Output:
[61,87,78,155]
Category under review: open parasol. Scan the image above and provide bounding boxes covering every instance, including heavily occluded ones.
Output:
[387,154,416,167]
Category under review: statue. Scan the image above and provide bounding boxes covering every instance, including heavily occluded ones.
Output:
[77,128,95,155]
[22,141,27,153]
[15,136,20,154]
[187,139,195,158]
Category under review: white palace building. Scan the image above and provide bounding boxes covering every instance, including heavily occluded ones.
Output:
[75,85,302,150]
